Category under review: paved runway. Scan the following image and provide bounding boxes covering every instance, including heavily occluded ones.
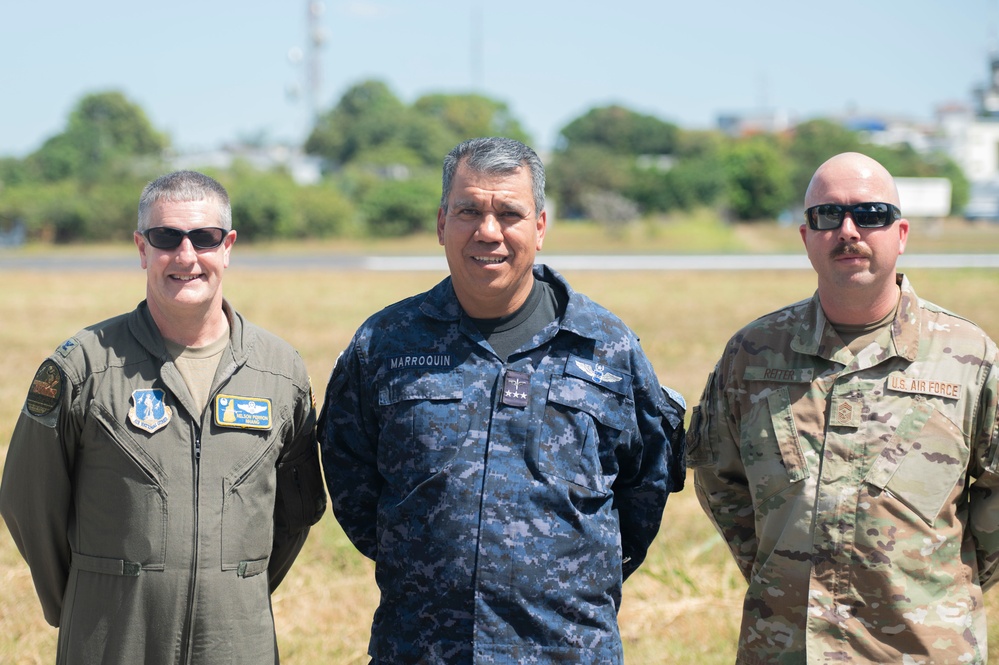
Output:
[2,252,998,272]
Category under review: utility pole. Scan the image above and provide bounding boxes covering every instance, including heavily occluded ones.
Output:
[306,1,326,125]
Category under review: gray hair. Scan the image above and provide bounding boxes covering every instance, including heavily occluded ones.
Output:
[440,137,546,215]
[137,170,232,231]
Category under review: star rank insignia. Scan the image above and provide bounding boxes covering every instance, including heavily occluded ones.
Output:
[502,370,529,408]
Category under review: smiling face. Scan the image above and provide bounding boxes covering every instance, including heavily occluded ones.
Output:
[134,198,236,333]
[800,152,909,323]
[437,161,546,318]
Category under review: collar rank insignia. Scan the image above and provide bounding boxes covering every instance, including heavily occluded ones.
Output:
[502,370,530,408]
[129,389,172,433]
[215,394,272,430]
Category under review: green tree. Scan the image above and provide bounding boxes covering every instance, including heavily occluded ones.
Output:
[547,145,636,218]
[360,177,440,236]
[787,119,862,196]
[625,129,728,213]
[724,136,794,221]
[28,90,167,183]
[413,93,530,144]
[557,105,679,154]
[305,80,453,167]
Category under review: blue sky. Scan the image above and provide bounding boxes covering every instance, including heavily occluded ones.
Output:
[0,0,994,157]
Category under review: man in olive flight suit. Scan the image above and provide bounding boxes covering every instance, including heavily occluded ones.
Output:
[0,170,326,664]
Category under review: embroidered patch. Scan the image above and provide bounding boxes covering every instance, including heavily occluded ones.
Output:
[215,394,272,429]
[56,338,79,358]
[386,354,454,371]
[564,354,632,394]
[502,370,530,408]
[744,366,814,383]
[26,359,62,416]
[887,372,962,400]
[129,389,172,433]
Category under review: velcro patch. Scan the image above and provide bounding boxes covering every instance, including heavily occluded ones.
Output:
[215,394,272,429]
[887,372,962,400]
[26,359,62,416]
[129,389,172,433]
[743,366,814,383]
[565,355,632,394]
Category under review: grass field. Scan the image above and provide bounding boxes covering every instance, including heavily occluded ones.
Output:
[1,219,999,663]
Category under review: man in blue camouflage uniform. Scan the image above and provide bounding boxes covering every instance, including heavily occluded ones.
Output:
[319,137,685,663]
[688,152,999,663]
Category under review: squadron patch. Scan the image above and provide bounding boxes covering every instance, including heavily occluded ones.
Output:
[129,389,172,433]
[215,394,272,430]
[26,359,62,416]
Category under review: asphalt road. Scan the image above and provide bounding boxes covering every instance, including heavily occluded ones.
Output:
[2,252,998,272]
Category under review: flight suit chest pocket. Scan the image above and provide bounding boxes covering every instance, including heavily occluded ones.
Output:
[377,370,465,485]
[81,404,168,567]
[536,374,631,493]
[742,386,809,507]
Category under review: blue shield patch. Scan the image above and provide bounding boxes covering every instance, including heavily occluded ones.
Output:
[129,389,172,433]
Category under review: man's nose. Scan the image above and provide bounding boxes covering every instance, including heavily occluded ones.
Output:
[838,213,862,240]
[475,214,503,241]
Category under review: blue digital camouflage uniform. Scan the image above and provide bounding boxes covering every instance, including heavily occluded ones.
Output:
[319,265,685,664]
[687,274,999,664]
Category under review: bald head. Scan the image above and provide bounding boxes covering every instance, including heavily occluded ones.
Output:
[805,152,899,209]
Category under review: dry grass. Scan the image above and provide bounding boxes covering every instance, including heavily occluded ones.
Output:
[1,235,998,662]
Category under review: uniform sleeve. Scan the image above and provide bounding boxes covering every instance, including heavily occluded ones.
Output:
[269,358,327,591]
[318,343,382,561]
[613,349,686,581]
[688,360,758,582]
[967,355,999,590]
[0,360,77,627]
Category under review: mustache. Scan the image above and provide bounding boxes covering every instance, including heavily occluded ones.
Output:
[830,242,872,260]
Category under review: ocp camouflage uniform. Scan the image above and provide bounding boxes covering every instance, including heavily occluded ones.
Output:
[319,265,685,664]
[687,274,999,664]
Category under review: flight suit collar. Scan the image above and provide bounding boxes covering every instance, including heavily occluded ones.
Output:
[129,299,246,361]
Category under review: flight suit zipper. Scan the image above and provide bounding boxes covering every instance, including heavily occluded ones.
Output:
[180,428,202,665]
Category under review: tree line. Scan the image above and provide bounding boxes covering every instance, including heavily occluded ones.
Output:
[0,84,969,243]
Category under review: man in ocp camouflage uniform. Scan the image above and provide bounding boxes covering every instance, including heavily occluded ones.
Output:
[319,137,686,663]
[687,152,999,663]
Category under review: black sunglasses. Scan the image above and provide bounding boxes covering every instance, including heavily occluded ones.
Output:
[804,202,901,231]
[142,226,230,250]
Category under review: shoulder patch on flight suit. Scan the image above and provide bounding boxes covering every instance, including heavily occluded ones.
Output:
[26,359,62,416]
[129,389,173,433]
[215,394,272,429]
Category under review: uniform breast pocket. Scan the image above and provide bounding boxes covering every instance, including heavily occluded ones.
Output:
[741,386,809,508]
[377,370,465,490]
[221,430,281,575]
[80,404,168,567]
[864,400,969,526]
[536,374,630,494]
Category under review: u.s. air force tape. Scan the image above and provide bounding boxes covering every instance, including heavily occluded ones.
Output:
[26,359,62,416]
